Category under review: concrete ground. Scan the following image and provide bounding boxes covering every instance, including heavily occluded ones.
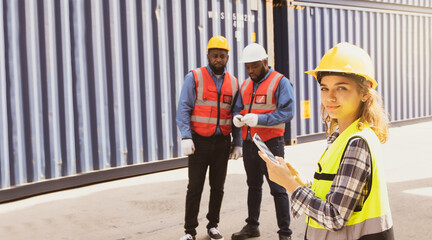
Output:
[0,121,431,240]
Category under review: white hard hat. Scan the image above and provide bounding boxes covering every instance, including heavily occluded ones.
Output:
[239,43,268,63]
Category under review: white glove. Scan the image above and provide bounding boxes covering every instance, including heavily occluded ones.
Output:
[242,113,258,127]
[233,115,245,128]
[181,139,195,156]
[229,146,243,160]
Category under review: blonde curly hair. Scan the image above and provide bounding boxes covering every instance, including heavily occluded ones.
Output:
[318,72,390,143]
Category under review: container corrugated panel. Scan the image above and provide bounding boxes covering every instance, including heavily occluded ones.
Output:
[0,0,267,189]
[286,2,432,137]
[370,0,432,8]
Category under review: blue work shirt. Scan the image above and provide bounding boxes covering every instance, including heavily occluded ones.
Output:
[176,65,242,146]
[233,67,295,140]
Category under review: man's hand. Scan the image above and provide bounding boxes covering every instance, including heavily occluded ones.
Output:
[229,146,243,160]
[242,113,258,127]
[181,139,195,155]
[233,115,245,128]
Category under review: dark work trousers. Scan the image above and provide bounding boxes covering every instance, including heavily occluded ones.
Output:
[243,136,292,236]
[184,133,231,236]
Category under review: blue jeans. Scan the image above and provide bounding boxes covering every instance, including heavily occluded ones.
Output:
[184,134,231,236]
[243,136,292,236]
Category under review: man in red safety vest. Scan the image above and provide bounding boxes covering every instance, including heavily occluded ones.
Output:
[231,43,295,240]
[176,36,242,240]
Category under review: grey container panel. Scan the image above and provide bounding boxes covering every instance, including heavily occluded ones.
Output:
[0,0,10,188]
[0,0,267,189]
[287,3,432,137]
[371,0,432,7]
[297,0,432,8]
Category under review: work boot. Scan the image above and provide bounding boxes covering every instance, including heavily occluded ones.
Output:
[279,234,292,240]
[208,227,224,240]
[231,225,260,240]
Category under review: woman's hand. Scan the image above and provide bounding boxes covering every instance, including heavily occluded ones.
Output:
[258,151,303,194]
[285,161,309,187]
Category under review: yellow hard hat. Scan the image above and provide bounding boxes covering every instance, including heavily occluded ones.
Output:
[207,36,230,52]
[305,42,377,89]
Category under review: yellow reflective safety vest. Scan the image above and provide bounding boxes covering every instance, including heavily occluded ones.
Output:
[307,119,394,240]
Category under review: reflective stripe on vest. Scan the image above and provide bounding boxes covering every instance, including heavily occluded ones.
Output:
[190,116,232,126]
[307,119,393,239]
[190,67,238,136]
[194,67,237,110]
[240,71,285,142]
[306,215,394,240]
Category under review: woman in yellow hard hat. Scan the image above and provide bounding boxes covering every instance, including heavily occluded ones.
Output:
[259,42,394,239]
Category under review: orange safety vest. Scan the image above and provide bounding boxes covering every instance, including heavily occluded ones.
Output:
[240,71,285,142]
[190,67,238,137]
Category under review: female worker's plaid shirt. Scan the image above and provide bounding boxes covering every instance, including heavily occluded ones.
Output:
[290,130,373,231]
